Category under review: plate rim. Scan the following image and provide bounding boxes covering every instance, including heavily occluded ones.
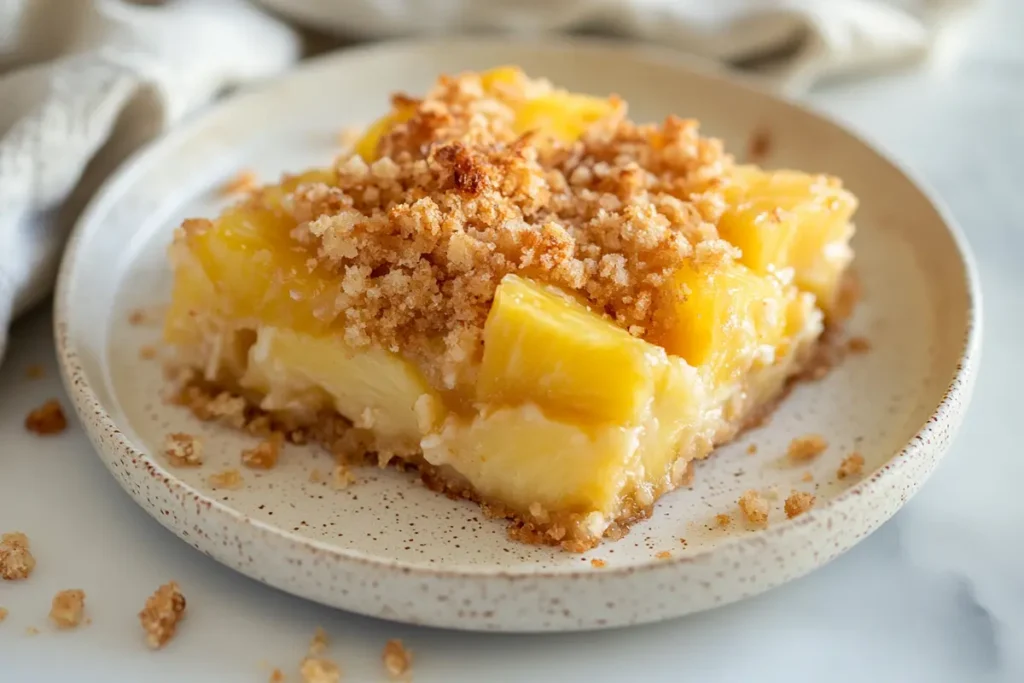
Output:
[54,36,982,584]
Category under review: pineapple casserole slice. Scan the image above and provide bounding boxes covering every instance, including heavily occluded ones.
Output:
[164,67,856,550]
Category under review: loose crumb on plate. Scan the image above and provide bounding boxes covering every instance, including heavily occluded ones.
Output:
[26,626,39,636]
[591,558,606,568]
[208,468,244,490]
[739,490,769,526]
[25,364,45,379]
[746,444,758,455]
[847,336,871,354]
[309,469,322,483]
[25,399,67,435]
[139,581,186,649]
[801,471,814,483]
[242,434,283,470]
[269,669,285,683]
[655,550,671,560]
[331,464,356,490]
[382,639,412,680]
[139,345,158,360]
[784,491,816,519]
[49,589,86,629]
[164,433,204,467]
[787,434,828,462]
[715,513,732,528]
[221,169,257,196]
[1,532,36,580]
[837,452,865,479]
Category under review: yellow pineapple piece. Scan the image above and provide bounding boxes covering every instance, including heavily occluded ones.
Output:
[355,103,417,162]
[719,166,856,314]
[243,327,436,451]
[512,91,618,143]
[656,256,788,387]
[478,274,666,425]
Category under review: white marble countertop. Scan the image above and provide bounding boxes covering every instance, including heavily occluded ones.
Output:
[2,1,1022,681]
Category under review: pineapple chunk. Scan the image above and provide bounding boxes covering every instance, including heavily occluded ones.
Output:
[478,274,665,425]
[355,102,417,162]
[423,406,639,517]
[719,166,856,314]
[243,327,435,451]
[512,91,617,143]
[656,257,788,387]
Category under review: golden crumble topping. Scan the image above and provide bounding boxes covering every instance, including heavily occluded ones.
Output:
[222,169,257,196]
[0,532,36,580]
[164,432,203,467]
[382,639,412,679]
[25,399,67,435]
[49,589,86,629]
[331,464,356,489]
[738,490,769,526]
[784,491,816,518]
[837,452,865,479]
[139,581,186,649]
[242,435,283,469]
[787,435,827,462]
[208,468,244,490]
[204,70,735,386]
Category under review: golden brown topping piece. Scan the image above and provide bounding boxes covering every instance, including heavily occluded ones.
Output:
[221,169,257,196]
[837,452,865,480]
[139,581,186,649]
[787,435,827,462]
[49,589,86,629]
[0,532,36,580]
[382,639,412,680]
[739,490,769,526]
[208,468,244,490]
[164,433,203,467]
[784,491,816,519]
[242,434,283,470]
[25,399,67,435]
[715,513,732,528]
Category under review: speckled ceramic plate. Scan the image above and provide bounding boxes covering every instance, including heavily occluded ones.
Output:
[55,39,980,632]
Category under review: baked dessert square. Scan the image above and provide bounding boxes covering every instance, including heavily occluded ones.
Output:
[163,67,857,551]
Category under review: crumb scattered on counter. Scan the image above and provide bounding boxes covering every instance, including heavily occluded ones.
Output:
[242,435,283,470]
[847,336,871,354]
[715,513,732,528]
[739,490,769,526]
[300,628,340,683]
[221,169,257,196]
[787,434,827,462]
[139,581,186,649]
[208,468,244,490]
[25,364,45,379]
[25,399,67,435]
[49,589,86,629]
[165,433,204,467]
[590,558,606,568]
[0,532,36,580]
[837,452,865,479]
[784,491,816,519]
[382,639,412,680]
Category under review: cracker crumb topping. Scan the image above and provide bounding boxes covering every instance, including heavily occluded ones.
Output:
[139,581,186,649]
[739,490,769,526]
[837,452,865,479]
[242,434,283,469]
[164,432,204,467]
[208,468,244,490]
[0,532,36,580]
[222,169,258,196]
[49,589,86,629]
[382,639,412,679]
[25,399,67,435]
[787,434,827,462]
[784,491,816,518]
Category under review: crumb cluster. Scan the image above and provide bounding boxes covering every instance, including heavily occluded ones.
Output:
[242,435,283,469]
[784,491,816,518]
[25,399,67,435]
[139,581,186,649]
[738,490,769,526]
[787,434,827,462]
[382,639,412,680]
[300,628,341,683]
[49,589,86,629]
[837,452,865,479]
[0,532,36,580]
[182,70,738,386]
[164,432,204,467]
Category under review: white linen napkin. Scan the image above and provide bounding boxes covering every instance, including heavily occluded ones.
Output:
[0,0,976,363]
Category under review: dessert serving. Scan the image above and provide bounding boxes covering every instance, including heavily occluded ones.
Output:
[162,67,857,551]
